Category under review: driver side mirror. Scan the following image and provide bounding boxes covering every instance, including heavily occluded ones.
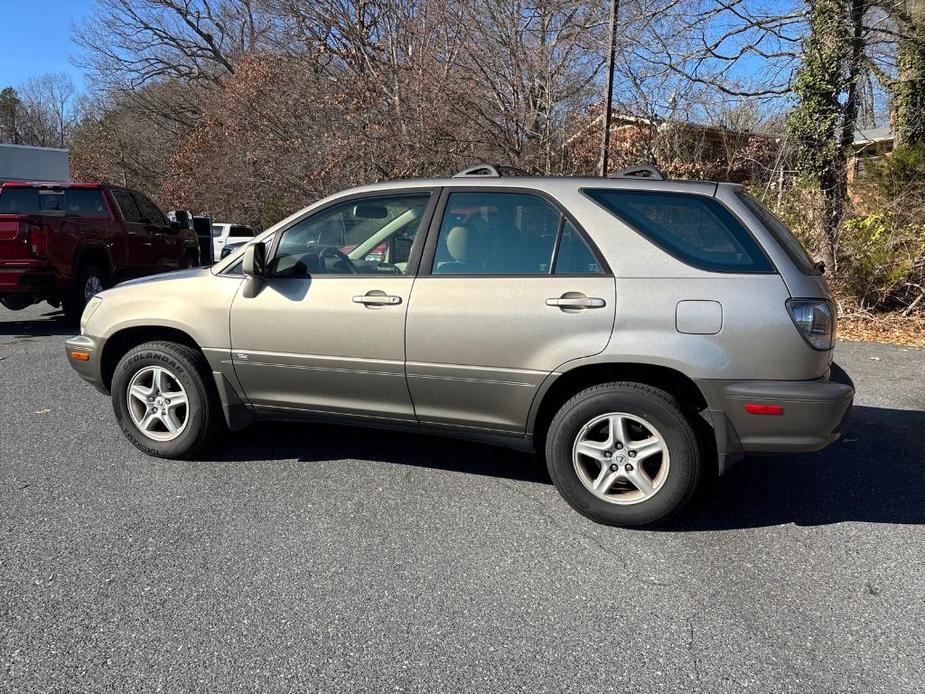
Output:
[243,241,267,277]
[167,209,193,231]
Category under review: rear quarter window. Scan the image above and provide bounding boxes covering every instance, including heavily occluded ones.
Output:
[583,188,773,273]
[737,193,820,275]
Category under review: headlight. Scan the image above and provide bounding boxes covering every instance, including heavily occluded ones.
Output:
[786,299,835,350]
[80,296,103,334]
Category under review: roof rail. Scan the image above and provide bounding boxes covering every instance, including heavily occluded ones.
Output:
[453,163,531,178]
[608,165,665,181]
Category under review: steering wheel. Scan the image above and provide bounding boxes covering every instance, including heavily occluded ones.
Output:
[319,246,357,274]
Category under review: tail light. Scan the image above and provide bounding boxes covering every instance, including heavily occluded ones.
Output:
[21,221,49,258]
[786,299,835,350]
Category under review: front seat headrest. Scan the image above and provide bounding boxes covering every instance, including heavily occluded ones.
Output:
[445,226,469,262]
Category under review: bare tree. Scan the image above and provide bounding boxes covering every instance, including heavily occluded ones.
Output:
[73,0,273,89]
[18,73,78,148]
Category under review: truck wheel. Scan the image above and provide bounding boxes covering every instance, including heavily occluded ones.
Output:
[545,382,703,527]
[180,253,198,269]
[63,264,107,323]
[112,341,224,459]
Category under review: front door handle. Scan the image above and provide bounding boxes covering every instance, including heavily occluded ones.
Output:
[353,291,402,306]
[546,294,606,309]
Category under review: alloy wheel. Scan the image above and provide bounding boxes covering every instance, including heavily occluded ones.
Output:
[572,412,670,505]
[126,366,190,442]
[84,274,104,302]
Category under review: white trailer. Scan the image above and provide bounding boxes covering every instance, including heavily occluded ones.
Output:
[0,143,70,183]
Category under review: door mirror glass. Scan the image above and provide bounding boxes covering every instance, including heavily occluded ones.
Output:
[243,242,267,277]
[168,209,193,230]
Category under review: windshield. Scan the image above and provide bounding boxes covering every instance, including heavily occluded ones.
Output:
[738,193,820,275]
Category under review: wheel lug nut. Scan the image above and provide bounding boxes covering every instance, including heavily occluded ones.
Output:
[610,464,618,472]
[625,463,634,472]
[616,442,623,449]
[628,450,637,457]
[603,451,611,458]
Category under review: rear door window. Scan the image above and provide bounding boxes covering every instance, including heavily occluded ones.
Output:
[432,192,561,275]
[111,189,143,223]
[63,189,108,217]
[230,225,255,238]
[554,220,602,274]
[583,189,773,273]
[132,192,167,226]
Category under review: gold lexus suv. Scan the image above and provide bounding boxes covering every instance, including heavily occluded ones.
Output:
[66,165,854,526]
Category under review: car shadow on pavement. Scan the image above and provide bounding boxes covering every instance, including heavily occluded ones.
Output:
[0,309,73,337]
[674,405,925,529]
[206,421,549,484]
[206,404,924,527]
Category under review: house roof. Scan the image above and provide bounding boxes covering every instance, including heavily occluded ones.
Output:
[853,127,893,146]
[567,111,776,146]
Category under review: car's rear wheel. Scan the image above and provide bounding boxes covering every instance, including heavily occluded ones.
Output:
[111,341,223,458]
[545,382,702,527]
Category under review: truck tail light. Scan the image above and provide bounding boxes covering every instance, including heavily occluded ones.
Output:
[786,299,835,350]
[22,221,49,258]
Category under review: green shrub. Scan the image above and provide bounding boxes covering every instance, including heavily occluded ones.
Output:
[840,213,925,310]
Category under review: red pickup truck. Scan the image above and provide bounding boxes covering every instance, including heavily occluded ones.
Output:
[0,182,200,322]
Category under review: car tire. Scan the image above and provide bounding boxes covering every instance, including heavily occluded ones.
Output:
[111,341,224,459]
[545,382,702,527]
[180,253,198,269]
[63,263,107,324]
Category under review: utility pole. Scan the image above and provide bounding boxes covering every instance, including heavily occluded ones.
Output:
[598,0,620,177]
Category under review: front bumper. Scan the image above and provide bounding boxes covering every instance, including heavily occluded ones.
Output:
[697,364,854,473]
[65,334,108,394]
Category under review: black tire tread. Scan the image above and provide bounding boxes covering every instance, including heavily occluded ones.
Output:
[63,263,107,324]
[113,340,224,459]
[545,380,702,527]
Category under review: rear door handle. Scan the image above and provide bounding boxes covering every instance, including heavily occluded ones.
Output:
[546,295,606,309]
[353,291,402,306]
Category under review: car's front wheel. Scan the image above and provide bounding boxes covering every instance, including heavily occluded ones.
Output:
[111,341,224,458]
[545,382,702,527]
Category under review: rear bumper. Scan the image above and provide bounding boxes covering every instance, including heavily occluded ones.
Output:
[0,268,57,293]
[697,364,854,473]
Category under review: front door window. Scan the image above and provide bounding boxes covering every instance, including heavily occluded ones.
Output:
[270,194,430,277]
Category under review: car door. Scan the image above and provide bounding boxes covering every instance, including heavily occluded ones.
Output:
[131,191,177,271]
[109,188,157,277]
[405,188,616,432]
[229,189,437,420]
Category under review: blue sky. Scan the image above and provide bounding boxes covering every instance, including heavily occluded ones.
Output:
[0,0,96,90]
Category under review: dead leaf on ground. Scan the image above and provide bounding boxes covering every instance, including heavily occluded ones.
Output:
[34,408,51,415]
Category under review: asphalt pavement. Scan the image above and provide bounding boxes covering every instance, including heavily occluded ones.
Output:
[1,303,923,693]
